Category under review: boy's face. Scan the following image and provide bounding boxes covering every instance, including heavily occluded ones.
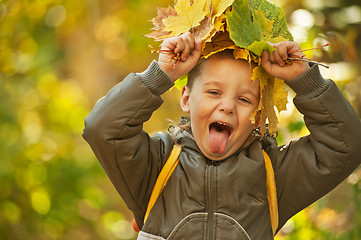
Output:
[180,57,260,161]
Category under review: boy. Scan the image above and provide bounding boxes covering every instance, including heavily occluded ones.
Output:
[83,32,361,239]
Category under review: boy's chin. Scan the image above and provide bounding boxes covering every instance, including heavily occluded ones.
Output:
[202,148,234,161]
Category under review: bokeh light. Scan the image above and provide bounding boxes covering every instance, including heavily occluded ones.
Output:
[0,0,360,239]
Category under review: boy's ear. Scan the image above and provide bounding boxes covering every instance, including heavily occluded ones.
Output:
[180,86,190,113]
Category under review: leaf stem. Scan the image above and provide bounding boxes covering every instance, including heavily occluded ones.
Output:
[287,57,329,69]
[288,43,330,54]
[148,45,174,54]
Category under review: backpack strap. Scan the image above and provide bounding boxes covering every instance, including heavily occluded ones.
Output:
[143,144,182,224]
[262,149,279,235]
[139,145,279,236]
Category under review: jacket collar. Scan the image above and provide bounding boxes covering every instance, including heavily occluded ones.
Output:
[169,117,276,158]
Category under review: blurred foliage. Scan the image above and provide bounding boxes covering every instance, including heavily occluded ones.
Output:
[0,0,360,239]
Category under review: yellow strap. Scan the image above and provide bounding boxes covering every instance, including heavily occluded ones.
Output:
[144,144,182,224]
[143,145,279,235]
[262,149,279,235]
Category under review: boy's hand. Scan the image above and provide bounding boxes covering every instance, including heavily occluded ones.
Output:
[261,41,310,82]
[158,32,202,82]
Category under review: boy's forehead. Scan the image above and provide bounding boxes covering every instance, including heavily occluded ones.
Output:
[205,58,253,74]
[202,59,253,79]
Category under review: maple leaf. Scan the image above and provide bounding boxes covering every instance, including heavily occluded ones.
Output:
[248,41,275,59]
[211,0,235,21]
[152,6,178,30]
[145,0,234,43]
[193,5,213,40]
[260,82,279,137]
[249,0,293,41]
[143,6,177,40]
[251,65,288,137]
[213,13,227,31]
[226,0,273,49]
[233,47,250,61]
[226,0,293,57]
[202,31,236,58]
[273,78,288,112]
[202,12,228,49]
[251,65,268,89]
[162,0,208,37]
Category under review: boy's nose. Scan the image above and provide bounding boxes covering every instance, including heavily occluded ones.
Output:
[219,99,234,114]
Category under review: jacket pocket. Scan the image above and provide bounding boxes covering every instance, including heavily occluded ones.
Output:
[166,212,251,240]
[214,213,251,240]
[167,213,207,239]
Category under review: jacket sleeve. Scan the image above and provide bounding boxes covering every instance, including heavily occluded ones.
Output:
[82,61,174,225]
[267,64,361,230]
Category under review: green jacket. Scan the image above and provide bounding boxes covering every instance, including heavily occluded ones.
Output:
[83,61,361,239]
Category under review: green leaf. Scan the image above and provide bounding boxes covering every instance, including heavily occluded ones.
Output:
[226,0,293,57]
[248,41,275,57]
[248,0,293,41]
[174,73,188,90]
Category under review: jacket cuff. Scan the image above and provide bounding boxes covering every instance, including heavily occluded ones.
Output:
[137,60,174,96]
[286,64,331,100]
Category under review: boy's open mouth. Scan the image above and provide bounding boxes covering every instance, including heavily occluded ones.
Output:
[209,122,233,154]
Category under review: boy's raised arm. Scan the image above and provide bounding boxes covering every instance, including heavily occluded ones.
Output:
[262,42,361,230]
[82,33,201,227]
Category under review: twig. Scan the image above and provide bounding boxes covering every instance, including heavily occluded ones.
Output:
[287,57,329,69]
[288,43,330,55]
[149,45,181,67]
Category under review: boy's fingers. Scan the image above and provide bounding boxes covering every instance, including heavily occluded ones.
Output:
[275,42,289,61]
[273,50,285,67]
[174,38,185,54]
[183,32,195,50]
[164,36,179,48]
[181,37,191,61]
[269,51,275,63]
[261,50,271,70]
[189,38,202,60]
[180,32,197,61]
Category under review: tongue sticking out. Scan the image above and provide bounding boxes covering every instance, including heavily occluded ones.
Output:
[209,125,230,154]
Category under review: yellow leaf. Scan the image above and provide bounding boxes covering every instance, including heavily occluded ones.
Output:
[193,5,213,40]
[251,65,288,137]
[143,6,178,40]
[273,78,288,112]
[251,65,267,89]
[211,0,235,21]
[262,78,289,137]
[143,29,172,40]
[213,13,227,31]
[233,47,250,61]
[249,107,261,125]
[152,6,178,30]
[260,84,279,137]
[163,0,208,37]
[202,31,236,58]
[201,13,226,49]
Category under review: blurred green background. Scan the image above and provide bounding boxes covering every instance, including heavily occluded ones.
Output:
[0,0,360,239]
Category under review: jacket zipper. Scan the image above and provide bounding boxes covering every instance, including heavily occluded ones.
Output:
[206,160,217,240]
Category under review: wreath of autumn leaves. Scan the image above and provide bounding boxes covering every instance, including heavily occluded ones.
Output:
[145,0,313,137]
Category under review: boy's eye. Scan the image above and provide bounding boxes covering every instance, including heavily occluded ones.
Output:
[238,97,251,104]
[208,90,221,96]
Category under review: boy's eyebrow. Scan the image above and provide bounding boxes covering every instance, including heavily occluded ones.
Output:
[244,89,259,100]
[203,80,223,87]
